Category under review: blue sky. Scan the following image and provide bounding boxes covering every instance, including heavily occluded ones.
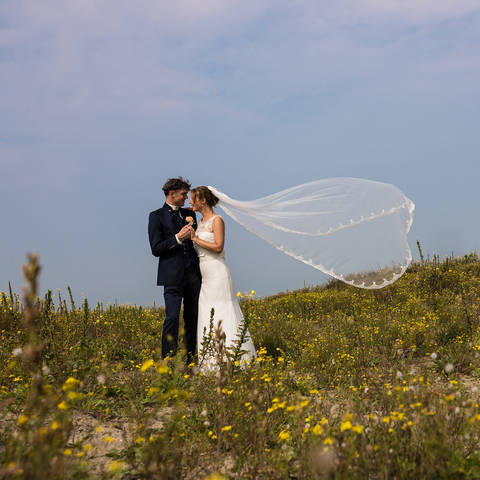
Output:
[1,0,480,305]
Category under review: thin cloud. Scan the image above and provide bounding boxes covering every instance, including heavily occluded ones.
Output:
[351,0,480,22]
[1,0,479,187]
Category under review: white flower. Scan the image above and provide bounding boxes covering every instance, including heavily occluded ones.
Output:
[42,364,50,375]
[96,374,106,385]
[444,363,454,374]
[12,347,23,357]
[200,410,207,417]
[396,371,403,379]
[430,352,438,360]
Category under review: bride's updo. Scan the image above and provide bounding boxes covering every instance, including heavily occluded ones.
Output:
[191,186,219,207]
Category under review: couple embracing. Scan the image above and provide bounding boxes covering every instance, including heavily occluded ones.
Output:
[148,176,256,370]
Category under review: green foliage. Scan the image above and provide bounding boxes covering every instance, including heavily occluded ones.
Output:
[1,252,480,478]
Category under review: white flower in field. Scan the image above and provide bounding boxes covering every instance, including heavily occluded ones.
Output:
[455,407,460,414]
[330,404,339,416]
[430,352,438,360]
[203,420,210,427]
[12,347,23,357]
[364,387,369,393]
[310,444,339,476]
[396,371,403,379]
[472,386,478,394]
[42,364,50,375]
[96,374,106,385]
[444,363,454,374]
[200,410,207,417]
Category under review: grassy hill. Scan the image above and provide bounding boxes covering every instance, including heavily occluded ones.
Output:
[2,252,480,478]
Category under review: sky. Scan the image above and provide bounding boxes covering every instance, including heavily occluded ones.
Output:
[1,0,480,305]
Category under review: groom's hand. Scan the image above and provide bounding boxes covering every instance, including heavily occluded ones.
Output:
[177,224,194,241]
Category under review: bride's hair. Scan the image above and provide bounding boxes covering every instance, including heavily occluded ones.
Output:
[191,186,219,207]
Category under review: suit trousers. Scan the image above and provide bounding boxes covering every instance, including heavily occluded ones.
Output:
[162,264,201,362]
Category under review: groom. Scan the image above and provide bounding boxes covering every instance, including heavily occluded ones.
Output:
[148,177,201,363]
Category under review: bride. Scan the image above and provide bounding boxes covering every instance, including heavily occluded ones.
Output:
[185,178,413,369]
[188,186,256,369]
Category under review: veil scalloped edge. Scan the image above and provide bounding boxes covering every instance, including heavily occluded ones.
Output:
[208,178,415,289]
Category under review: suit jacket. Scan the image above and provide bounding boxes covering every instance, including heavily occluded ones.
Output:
[148,203,200,286]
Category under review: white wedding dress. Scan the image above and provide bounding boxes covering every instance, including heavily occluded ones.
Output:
[195,215,256,370]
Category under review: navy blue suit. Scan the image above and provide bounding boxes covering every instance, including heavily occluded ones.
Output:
[148,203,201,361]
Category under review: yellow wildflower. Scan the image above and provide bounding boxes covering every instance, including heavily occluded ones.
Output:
[352,425,364,434]
[17,415,28,426]
[67,391,82,401]
[312,424,323,435]
[148,387,159,396]
[63,377,79,388]
[340,420,352,432]
[204,473,227,480]
[107,460,125,473]
[140,359,154,372]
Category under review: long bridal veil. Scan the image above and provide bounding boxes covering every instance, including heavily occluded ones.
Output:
[208,178,415,289]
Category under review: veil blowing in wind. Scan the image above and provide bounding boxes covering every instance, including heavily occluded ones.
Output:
[208,178,415,289]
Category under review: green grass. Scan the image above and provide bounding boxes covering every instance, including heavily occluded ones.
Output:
[2,252,480,478]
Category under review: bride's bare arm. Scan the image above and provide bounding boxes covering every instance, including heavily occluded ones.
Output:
[192,217,225,253]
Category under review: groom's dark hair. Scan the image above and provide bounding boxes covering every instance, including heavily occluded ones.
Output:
[162,177,191,196]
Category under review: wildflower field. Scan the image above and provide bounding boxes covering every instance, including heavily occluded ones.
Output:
[2,252,480,479]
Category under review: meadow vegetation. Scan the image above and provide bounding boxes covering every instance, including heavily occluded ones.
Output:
[2,251,480,478]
